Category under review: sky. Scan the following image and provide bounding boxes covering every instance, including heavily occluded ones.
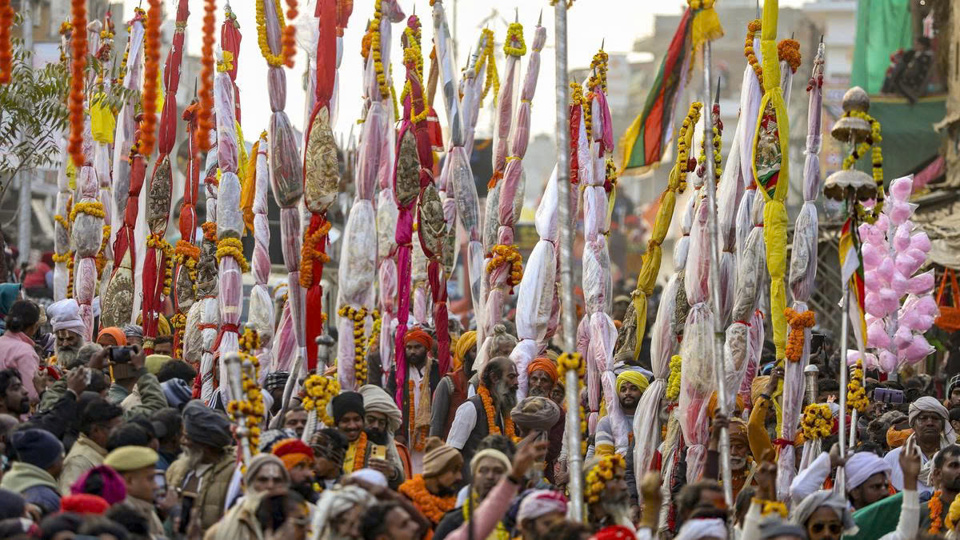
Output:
[124,0,805,143]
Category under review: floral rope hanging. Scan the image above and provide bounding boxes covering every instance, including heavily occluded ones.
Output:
[846,359,868,413]
[800,403,832,440]
[585,455,626,504]
[140,0,162,156]
[338,305,370,386]
[784,308,815,362]
[558,352,588,455]
[744,19,763,88]
[198,0,216,151]
[302,374,339,425]
[0,0,13,84]
[67,0,88,167]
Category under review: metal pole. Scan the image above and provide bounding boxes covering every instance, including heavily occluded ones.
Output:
[555,1,582,522]
[701,41,732,507]
[804,364,819,407]
[836,280,849,493]
[17,0,34,262]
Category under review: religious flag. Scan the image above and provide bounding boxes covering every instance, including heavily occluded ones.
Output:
[839,217,869,350]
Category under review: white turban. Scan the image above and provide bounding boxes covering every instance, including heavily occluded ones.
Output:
[790,490,858,535]
[348,468,388,488]
[359,384,403,433]
[517,490,567,524]
[312,486,376,540]
[844,451,892,491]
[909,396,956,442]
[47,299,85,335]
[674,518,727,540]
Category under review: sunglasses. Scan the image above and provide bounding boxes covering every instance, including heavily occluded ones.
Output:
[810,522,842,535]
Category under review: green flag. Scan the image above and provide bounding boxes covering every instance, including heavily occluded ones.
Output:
[851,0,914,94]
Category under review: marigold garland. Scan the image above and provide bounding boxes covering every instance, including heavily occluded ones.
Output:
[352,431,368,471]
[585,454,626,504]
[140,0,162,156]
[930,490,944,534]
[0,0,13,84]
[846,359,868,414]
[697,103,723,182]
[945,492,960,531]
[67,0,88,167]
[841,111,885,223]
[408,380,429,451]
[462,496,510,540]
[365,309,381,357]
[784,308,816,362]
[216,238,250,273]
[302,374,339,425]
[486,244,523,292]
[588,49,609,95]
[475,28,499,106]
[148,234,175,297]
[777,38,802,73]
[66,252,75,298]
[95,225,111,279]
[557,352,588,455]
[801,403,832,440]
[677,103,704,192]
[338,305,370,385]
[198,0,216,152]
[202,222,217,242]
[744,19,763,88]
[281,0,298,68]
[398,475,457,524]
[477,384,517,442]
[171,313,187,358]
[54,214,71,233]
[299,220,332,288]
[503,22,526,57]
[255,0,285,67]
[399,18,424,108]
[757,499,788,518]
[69,201,106,222]
[666,355,683,401]
[368,0,392,100]
[174,239,201,297]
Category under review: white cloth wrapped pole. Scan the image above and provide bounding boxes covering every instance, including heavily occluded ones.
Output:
[250,135,275,370]
[110,18,144,230]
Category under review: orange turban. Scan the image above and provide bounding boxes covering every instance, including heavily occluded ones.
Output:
[707,391,745,419]
[887,426,913,449]
[527,357,558,382]
[404,328,434,350]
[272,438,314,470]
[97,327,127,347]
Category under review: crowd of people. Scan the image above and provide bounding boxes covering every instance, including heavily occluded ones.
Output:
[0,285,957,540]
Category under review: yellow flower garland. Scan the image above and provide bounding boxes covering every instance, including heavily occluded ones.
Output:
[146,234,174,297]
[503,22,526,57]
[226,352,265,451]
[840,110,885,222]
[697,104,723,182]
[784,308,816,362]
[677,102,704,192]
[94,225,111,279]
[744,20,763,88]
[303,374,339,425]
[558,352,588,455]
[216,237,250,273]
[585,454,626,504]
[846,359,868,413]
[474,28,500,106]
[801,403,832,440]
[757,499,788,518]
[338,305,370,385]
[369,0,391,100]
[255,0,286,67]
[69,201,106,222]
[300,219,332,289]
[365,309,381,358]
[666,355,683,401]
[486,244,523,290]
[54,214,71,232]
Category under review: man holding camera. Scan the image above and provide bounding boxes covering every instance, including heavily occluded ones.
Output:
[100,345,168,420]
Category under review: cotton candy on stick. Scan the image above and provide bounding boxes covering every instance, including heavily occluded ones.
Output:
[778,42,821,498]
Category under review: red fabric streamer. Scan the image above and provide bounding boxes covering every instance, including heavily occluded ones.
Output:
[303,215,329,370]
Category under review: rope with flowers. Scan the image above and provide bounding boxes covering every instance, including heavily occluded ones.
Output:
[299,219,332,289]
[281,0,297,67]
[503,22,526,57]
[399,17,424,112]
[140,0,162,156]
[841,111,885,223]
[846,359,868,414]
[365,309,382,358]
[226,353,265,453]
[585,454,626,504]
[367,0,392,100]
[696,102,723,182]
[146,235,175,297]
[666,355,683,401]
[338,305,370,386]
[173,241,201,296]
[69,201,106,222]
[784,308,815,362]
[67,0,87,167]
[486,244,523,292]
[801,403,832,441]
[94,225,111,279]
[477,384,518,442]
[216,238,250,273]
[758,499,788,518]
[945,494,960,531]
[744,19,763,88]
[677,102,704,192]
[197,0,215,152]
[302,374,339,426]
[0,0,13,84]
[930,491,944,534]
[255,0,286,67]
[558,352,588,456]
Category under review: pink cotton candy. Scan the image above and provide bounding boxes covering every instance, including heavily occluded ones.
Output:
[862,243,882,269]
[896,251,924,277]
[891,271,910,297]
[916,295,940,317]
[879,350,899,372]
[894,325,915,350]
[875,213,890,231]
[865,292,884,318]
[860,223,885,246]
[880,288,900,314]
[890,201,915,225]
[890,176,914,201]
[877,257,896,282]
[900,334,935,364]
[906,271,935,295]
[864,270,882,293]
[867,318,891,349]
[894,223,912,251]
[911,231,931,253]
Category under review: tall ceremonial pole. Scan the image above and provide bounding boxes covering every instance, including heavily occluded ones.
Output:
[554,0,582,521]
[702,43,732,506]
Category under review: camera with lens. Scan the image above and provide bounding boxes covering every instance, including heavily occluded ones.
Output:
[109,345,140,364]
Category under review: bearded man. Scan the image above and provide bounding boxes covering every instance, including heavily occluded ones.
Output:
[273,438,318,503]
[884,396,956,494]
[313,485,377,540]
[399,437,463,534]
[594,371,648,456]
[433,448,512,540]
[523,358,564,481]
[430,331,478,441]
[583,455,633,532]
[166,400,237,533]
[386,327,442,474]
[47,298,86,369]
[311,428,348,491]
[446,357,518,476]
[359,384,406,488]
[919,444,960,532]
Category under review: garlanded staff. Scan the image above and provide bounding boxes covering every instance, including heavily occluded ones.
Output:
[630,103,698,480]
[481,18,526,358]
[141,0,189,354]
[179,102,203,365]
[247,135,274,373]
[91,15,116,304]
[195,130,220,403]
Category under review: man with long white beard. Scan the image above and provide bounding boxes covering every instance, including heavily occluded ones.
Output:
[447,357,519,477]
[583,454,633,532]
[166,400,237,533]
[313,485,377,540]
[46,299,87,369]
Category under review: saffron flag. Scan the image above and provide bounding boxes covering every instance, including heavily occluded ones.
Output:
[839,217,869,350]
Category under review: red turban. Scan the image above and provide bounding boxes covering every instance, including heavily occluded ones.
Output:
[527,357,558,382]
[61,494,110,515]
[404,328,434,350]
[272,438,314,470]
[591,525,636,540]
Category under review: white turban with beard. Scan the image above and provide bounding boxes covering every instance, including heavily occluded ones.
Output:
[311,486,376,540]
